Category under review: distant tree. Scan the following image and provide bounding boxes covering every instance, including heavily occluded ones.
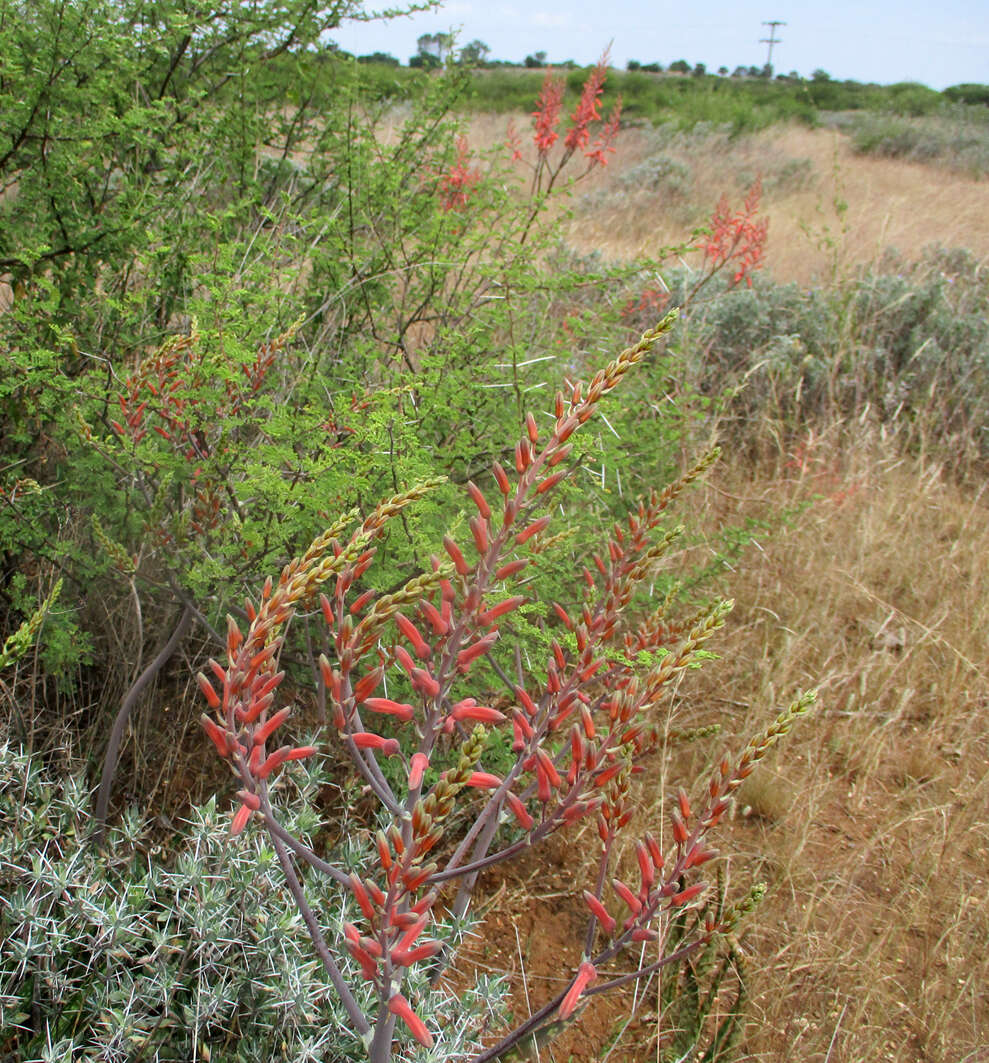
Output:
[761,63,773,78]
[748,65,762,78]
[626,59,641,71]
[669,58,690,74]
[943,83,989,105]
[524,50,548,68]
[786,70,801,80]
[459,39,490,65]
[416,32,454,64]
[642,61,663,73]
[409,52,439,69]
[692,62,706,77]
[731,65,748,78]
[717,65,729,76]
[357,51,400,66]
[811,68,831,82]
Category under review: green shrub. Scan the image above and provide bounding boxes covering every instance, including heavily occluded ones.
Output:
[619,249,989,461]
[837,106,989,176]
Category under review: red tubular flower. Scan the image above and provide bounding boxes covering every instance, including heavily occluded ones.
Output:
[506,791,534,829]
[349,873,376,920]
[408,752,429,789]
[495,559,528,581]
[201,715,230,758]
[443,535,471,575]
[284,745,315,762]
[671,808,689,845]
[467,771,503,789]
[585,96,622,167]
[353,667,383,701]
[347,940,380,981]
[582,890,616,933]
[479,595,526,626]
[671,882,707,907]
[440,135,481,212]
[683,844,717,869]
[251,706,291,746]
[506,119,524,161]
[467,480,491,519]
[456,630,499,670]
[254,745,290,779]
[230,803,253,836]
[532,69,565,155]
[636,840,655,889]
[197,673,220,709]
[410,667,440,699]
[388,993,434,1049]
[612,878,642,914]
[451,700,506,724]
[565,50,609,152]
[469,514,489,554]
[419,599,448,636]
[352,732,401,755]
[516,516,551,545]
[394,646,416,676]
[558,961,597,1020]
[492,461,511,495]
[702,178,768,288]
[392,939,443,966]
[363,697,416,722]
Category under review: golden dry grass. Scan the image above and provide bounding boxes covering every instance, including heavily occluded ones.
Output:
[465,447,989,1063]
[454,114,989,1061]
[464,114,989,284]
[680,445,989,1063]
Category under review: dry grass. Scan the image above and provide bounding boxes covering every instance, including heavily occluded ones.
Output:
[577,123,989,284]
[664,442,989,1063]
[464,114,989,284]
[466,445,988,1063]
[452,112,989,1061]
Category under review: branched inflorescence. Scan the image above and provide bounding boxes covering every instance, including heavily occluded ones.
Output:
[199,312,815,1061]
[701,178,769,288]
[527,48,623,196]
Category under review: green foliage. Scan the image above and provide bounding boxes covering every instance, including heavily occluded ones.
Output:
[1,0,693,783]
[656,874,758,1062]
[618,250,989,461]
[943,83,989,106]
[462,66,978,134]
[0,579,61,671]
[837,104,989,176]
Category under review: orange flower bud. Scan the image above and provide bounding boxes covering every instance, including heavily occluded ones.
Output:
[363,697,415,722]
[582,891,616,933]
[492,461,511,495]
[516,515,550,545]
[467,480,491,519]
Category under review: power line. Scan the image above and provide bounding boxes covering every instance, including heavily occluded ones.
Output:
[760,20,786,69]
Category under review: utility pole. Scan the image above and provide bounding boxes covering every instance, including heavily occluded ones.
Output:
[760,20,786,69]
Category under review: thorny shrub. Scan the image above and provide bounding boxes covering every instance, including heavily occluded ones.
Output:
[199,315,816,1062]
[0,743,503,1062]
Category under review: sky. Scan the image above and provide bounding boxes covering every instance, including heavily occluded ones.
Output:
[328,1,989,89]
